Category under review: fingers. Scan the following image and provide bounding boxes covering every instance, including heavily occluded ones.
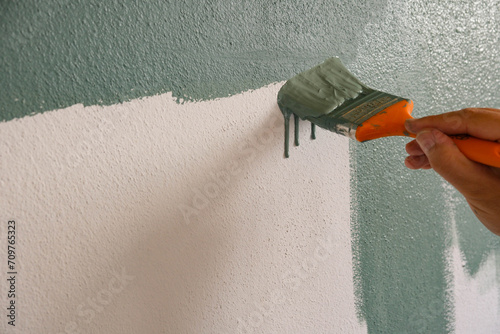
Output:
[415,128,497,198]
[405,139,424,156]
[404,155,431,169]
[405,108,500,141]
[404,109,500,235]
[405,140,430,169]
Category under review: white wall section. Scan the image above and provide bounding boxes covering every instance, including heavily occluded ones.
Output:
[0,84,364,333]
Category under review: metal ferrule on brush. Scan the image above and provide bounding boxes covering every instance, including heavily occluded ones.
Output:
[312,89,405,139]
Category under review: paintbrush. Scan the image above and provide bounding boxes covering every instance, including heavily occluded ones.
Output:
[277,57,500,167]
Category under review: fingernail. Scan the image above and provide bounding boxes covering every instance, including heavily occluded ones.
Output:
[404,156,415,169]
[416,130,436,153]
[405,155,427,169]
[431,128,448,145]
[405,119,417,133]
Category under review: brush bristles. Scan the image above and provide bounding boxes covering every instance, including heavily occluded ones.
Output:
[277,57,369,119]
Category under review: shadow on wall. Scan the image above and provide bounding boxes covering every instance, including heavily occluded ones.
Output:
[106,110,285,333]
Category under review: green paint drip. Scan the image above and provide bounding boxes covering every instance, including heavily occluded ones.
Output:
[284,114,290,158]
[294,114,300,146]
[311,123,316,140]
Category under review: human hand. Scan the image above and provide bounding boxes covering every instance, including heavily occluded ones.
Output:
[404,108,500,235]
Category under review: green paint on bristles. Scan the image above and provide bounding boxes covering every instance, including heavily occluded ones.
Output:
[278,57,368,157]
[278,57,403,158]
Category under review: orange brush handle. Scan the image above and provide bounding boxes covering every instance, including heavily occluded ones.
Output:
[448,135,500,167]
[355,100,500,168]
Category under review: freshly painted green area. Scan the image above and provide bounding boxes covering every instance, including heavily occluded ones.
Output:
[1,1,499,333]
[0,0,386,122]
[348,1,500,331]
[351,139,453,333]
[453,192,500,277]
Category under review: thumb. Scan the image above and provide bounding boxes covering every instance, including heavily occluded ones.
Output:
[416,128,487,196]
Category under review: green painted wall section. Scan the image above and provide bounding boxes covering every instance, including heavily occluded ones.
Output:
[1,1,499,333]
[0,0,387,122]
[349,2,499,332]
[351,146,453,332]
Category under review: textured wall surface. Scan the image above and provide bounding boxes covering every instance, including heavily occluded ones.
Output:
[1,86,362,333]
[1,0,499,333]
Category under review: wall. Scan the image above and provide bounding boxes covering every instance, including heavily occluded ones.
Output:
[0,1,499,333]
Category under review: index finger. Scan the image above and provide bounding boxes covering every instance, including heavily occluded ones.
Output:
[405,108,500,142]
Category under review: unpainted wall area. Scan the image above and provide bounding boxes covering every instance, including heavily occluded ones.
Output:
[1,87,360,333]
[1,0,500,333]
